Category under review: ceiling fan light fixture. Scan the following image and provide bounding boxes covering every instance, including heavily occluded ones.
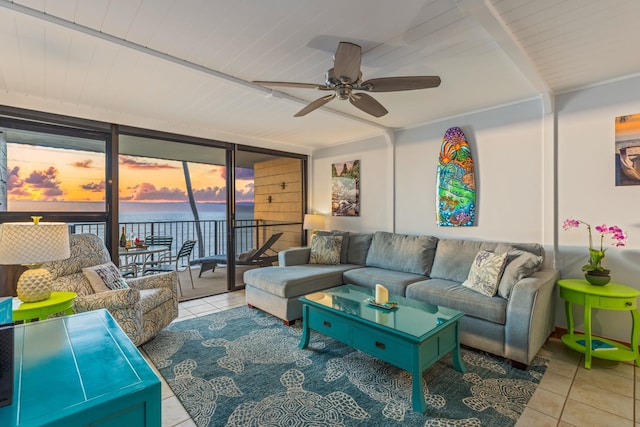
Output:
[253,42,440,118]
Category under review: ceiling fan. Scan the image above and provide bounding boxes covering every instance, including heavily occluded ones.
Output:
[253,42,441,118]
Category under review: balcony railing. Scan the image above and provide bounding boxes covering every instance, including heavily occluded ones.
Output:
[70,219,265,261]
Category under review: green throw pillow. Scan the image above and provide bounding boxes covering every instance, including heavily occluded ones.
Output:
[461,250,508,297]
[309,235,343,265]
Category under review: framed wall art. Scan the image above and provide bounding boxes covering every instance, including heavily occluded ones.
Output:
[331,160,360,216]
[615,113,640,186]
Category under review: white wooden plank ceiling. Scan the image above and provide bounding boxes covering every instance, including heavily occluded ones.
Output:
[0,0,638,152]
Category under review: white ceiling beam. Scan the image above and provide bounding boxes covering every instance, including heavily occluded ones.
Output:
[456,0,554,113]
[0,0,390,132]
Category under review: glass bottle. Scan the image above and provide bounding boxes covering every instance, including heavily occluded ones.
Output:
[119,227,127,247]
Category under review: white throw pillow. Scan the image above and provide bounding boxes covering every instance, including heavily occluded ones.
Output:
[82,262,129,293]
[461,250,508,297]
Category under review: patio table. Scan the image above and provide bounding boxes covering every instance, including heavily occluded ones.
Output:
[119,245,170,277]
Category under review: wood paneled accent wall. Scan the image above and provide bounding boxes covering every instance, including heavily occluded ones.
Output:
[253,158,302,253]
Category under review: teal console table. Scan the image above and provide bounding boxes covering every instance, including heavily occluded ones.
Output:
[0,309,161,426]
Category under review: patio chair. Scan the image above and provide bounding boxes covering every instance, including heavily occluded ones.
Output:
[191,232,283,277]
[144,235,173,249]
[143,239,197,296]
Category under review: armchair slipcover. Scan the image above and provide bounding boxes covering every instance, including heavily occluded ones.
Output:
[43,233,179,346]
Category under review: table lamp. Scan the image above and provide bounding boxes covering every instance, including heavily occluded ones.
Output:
[0,217,70,302]
[303,213,325,244]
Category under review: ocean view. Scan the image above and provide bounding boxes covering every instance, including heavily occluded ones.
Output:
[8,201,255,224]
[120,202,255,223]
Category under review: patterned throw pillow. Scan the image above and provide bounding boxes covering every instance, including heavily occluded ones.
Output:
[309,235,343,265]
[461,250,508,297]
[82,262,130,293]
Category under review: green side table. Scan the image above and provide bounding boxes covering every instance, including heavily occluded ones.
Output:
[12,291,77,323]
[557,279,640,369]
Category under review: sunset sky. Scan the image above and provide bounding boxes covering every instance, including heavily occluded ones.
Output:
[6,143,254,204]
[615,113,640,141]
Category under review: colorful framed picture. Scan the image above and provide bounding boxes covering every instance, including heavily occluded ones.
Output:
[332,160,360,216]
[615,113,640,186]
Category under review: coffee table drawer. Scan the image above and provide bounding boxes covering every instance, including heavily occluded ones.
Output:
[352,325,412,369]
[307,306,350,342]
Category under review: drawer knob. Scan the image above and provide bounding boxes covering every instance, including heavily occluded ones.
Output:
[626,302,632,307]
[323,320,331,328]
[375,341,386,350]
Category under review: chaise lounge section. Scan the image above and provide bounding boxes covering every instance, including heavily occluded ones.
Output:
[244,231,559,366]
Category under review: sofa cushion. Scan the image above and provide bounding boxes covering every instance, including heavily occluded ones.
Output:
[346,233,373,265]
[430,239,540,283]
[498,250,543,299]
[431,240,486,282]
[309,235,343,265]
[82,262,129,293]
[365,231,438,275]
[461,251,508,297]
[406,279,508,325]
[243,264,358,298]
[343,267,426,297]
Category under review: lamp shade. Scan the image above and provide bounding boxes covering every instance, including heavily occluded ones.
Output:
[303,213,325,231]
[0,222,70,265]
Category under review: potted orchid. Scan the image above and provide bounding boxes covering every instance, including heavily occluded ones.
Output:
[563,218,627,285]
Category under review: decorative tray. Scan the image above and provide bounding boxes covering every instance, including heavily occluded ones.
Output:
[124,245,148,250]
[365,297,398,310]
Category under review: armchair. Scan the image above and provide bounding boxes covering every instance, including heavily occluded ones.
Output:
[42,233,178,346]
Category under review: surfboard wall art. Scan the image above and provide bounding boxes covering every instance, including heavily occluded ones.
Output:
[436,127,476,226]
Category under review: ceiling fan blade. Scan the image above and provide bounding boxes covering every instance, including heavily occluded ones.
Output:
[349,93,388,117]
[361,76,441,92]
[253,81,324,89]
[333,42,361,82]
[294,94,335,117]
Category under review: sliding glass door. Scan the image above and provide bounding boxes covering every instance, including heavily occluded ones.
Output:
[118,132,231,300]
[230,148,306,291]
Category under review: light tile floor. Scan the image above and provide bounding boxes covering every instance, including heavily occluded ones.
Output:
[143,290,638,427]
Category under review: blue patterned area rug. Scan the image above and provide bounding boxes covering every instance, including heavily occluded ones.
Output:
[142,306,547,427]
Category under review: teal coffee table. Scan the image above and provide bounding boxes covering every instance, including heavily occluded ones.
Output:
[299,284,465,413]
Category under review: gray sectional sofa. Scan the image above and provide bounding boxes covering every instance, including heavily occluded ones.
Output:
[244,231,559,366]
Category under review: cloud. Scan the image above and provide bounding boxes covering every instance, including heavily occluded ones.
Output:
[237,168,254,180]
[236,182,254,202]
[81,181,105,192]
[7,166,64,200]
[217,166,254,180]
[73,159,94,168]
[192,182,254,203]
[7,166,24,190]
[25,167,60,189]
[9,188,30,197]
[126,182,187,201]
[193,186,226,202]
[120,156,178,170]
[43,187,63,197]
